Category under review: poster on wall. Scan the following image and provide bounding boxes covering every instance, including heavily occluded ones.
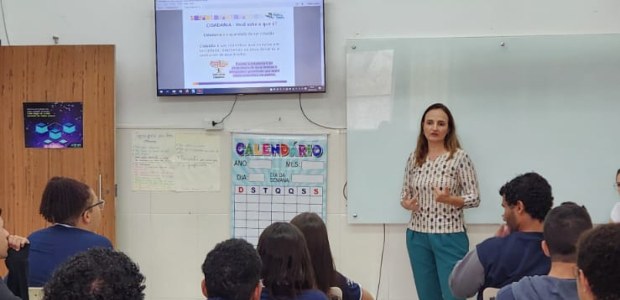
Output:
[232,133,327,245]
[131,130,221,191]
[23,102,83,148]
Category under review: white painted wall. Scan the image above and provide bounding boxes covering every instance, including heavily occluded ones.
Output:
[2,1,620,299]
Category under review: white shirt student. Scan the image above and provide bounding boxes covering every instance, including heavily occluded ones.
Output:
[612,170,620,223]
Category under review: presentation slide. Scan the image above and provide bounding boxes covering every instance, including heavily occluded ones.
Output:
[183,7,295,89]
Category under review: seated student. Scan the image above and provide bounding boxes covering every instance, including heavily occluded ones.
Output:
[28,176,113,287]
[257,222,328,300]
[291,212,374,300]
[201,238,262,300]
[449,172,553,300]
[0,208,29,300]
[496,202,593,300]
[611,169,620,223]
[575,223,620,300]
[43,247,145,299]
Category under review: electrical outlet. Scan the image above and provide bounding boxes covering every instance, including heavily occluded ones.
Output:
[211,121,224,130]
[203,118,224,131]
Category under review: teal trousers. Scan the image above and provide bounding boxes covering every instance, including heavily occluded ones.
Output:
[406,229,468,300]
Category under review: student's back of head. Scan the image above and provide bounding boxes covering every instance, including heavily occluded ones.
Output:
[257,222,316,300]
[577,223,620,300]
[290,212,335,294]
[28,176,111,287]
[499,172,553,222]
[39,176,94,226]
[42,248,145,300]
[543,202,592,262]
[202,238,262,300]
[291,213,374,300]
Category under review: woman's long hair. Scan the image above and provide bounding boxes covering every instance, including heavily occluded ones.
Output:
[414,103,461,167]
[290,212,336,294]
[257,222,317,300]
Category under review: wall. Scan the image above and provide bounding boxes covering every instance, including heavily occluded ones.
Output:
[2,0,620,299]
[346,35,620,224]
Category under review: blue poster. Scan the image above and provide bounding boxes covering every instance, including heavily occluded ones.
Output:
[231,133,327,245]
[23,102,83,148]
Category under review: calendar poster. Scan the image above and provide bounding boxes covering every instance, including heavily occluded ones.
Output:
[231,133,327,245]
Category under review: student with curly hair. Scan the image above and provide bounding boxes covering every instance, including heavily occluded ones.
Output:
[576,223,620,300]
[201,238,262,300]
[43,248,145,300]
[257,222,327,300]
[450,172,553,300]
[28,177,113,287]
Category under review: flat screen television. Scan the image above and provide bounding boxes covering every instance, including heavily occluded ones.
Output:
[155,0,326,96]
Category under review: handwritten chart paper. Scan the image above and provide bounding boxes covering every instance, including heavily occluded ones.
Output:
[174,133,220,191]
[231,133,327,245]
[132,130,221,191]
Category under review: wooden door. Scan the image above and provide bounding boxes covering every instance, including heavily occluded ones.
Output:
[0,46,116,267]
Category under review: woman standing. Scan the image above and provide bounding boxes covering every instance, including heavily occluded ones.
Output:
[400,103,480,300]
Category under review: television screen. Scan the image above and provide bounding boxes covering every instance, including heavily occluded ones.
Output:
[155,0,326,96]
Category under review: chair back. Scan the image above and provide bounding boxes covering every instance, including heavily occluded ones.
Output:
[482,287,500,300]
[328,287,343,300]
[28,287,44,300]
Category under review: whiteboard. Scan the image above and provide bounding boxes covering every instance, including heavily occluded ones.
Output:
[346,34,620,224]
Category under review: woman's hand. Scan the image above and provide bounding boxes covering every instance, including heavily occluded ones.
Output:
[433,186,465,208]
[401,193,420,212]
[433,186,452,204]
[8,235,29,251]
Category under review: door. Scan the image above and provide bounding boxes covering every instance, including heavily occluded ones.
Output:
[0,46,116,273]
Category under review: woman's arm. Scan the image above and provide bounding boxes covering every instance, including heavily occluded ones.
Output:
[433,187,465,208]
[432,151,479,208]
[455,151,480,209]
[400,152,415,204]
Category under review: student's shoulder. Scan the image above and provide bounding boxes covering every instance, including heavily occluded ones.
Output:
[28,225,63,239]
[299,289,329,300]
[335,271,362,300]
[476,235,504,251]
[496,283,515,300]
[70,229,112,247]
[476,234,526,256]
[27,227,46,239]
[479,232,542,247]
[496,276,535,300]
[87,232,113,247]
[335,271,360,287]
[0,279,20,300]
